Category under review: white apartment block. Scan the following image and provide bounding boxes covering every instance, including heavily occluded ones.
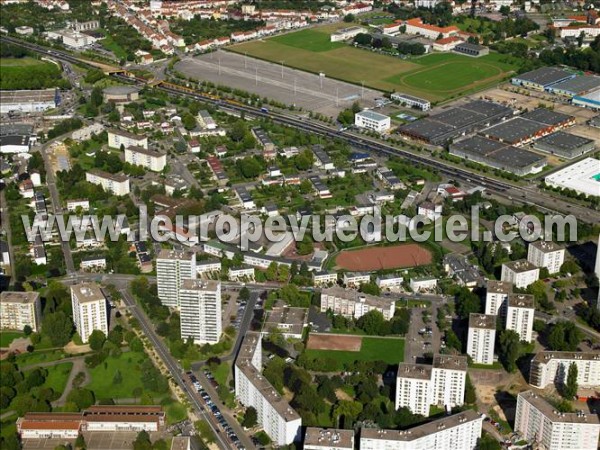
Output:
[431,355,467,410]
[410,277,438,292]
[320,286,395,320]
[467,313,496,365]
[228,266,255,281]
[312,271,338,286]
[485,280,512,317]
[179,280,221,345]
[376,274,403,289]
[527,240,565,274]
[124,146,167,172]
[354,110,391,133]
[395,363,433,416]
[342,272,371,288]
[156,249,196,308]
[530,351,600,389]
[501,259,539,289]
[80,256,107,271]
[304,428,354,450]
[71,283,108,343]
[234,332,301,446]
[515,391,600,450]
[506,294,535,343]
[360,410,482,450]
[196,260,221,274]
[108,128,148,149]
[86,170,130,196]
[396,355,467,415]
[0,291,42,333]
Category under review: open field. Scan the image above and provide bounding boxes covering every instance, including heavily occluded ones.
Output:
[86,351,154,399]
[35,362,73,393]
[0,331,24,347]
[335,243,432,271]
[0,57,65,90]
[307,333,362,351]
[230,28,518,103]
[305,334,405,364]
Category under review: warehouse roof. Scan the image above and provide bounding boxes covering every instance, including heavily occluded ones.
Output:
[521,108,573,126]
[512,67,574,86]
[534,131,594,151]
[452,136,545,168]
[482,117,548,144]
[548,75,600,95]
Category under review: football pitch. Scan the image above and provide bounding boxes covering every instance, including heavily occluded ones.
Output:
[304,335,405,365]
[230,28,518,102]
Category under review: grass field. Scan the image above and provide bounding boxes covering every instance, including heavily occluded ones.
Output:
[38,362,73,393]
[165,401,188,425]
[0,56,65,90]
[15,349,65,366]
[230,27,518,102]
[87,351,152,399]
[304,336,404,365]
[0,331,24,348]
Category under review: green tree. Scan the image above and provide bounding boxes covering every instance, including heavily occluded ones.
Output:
[344,13,355,22]
[88,330,106,351]
[242,406,258,428]
[182,113,196,130]
[42,311,74,346]
[356,310,385,335]
[464,374,477,404]
[23,325,33,336]
[67,388,95,411]
[478,432,501,450]
[497,329,521,373]
[75,434,86,449]
[239,286,250,301]
[90,87,103,107]
[563,362,578,399]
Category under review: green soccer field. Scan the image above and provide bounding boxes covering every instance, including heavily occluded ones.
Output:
[230,26,519,103]
[304,336,405,365]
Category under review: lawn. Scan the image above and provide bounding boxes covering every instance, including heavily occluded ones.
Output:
[0,57,65,90]
[99,35,128,60]
[165,401,188,425]
[230,25,519,103]
[212,361,231,387]
[86,351,152,399]
[15,349,66,367]
[304,336,405,365]
[0,57,48,67]
[0,331,24,348]
[37,362,73,393]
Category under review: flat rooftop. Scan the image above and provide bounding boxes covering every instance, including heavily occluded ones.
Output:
[512,67,574,86]
[71,283,105,303]
[508,293,535,309]
[360,410,481,442]
[534,131,594,151]
[126,145,164,157]
[180,279,219,292]
[521,108,573,126]
[529,240,563,253]
[321,286,394,311]
[0,291,40,304]
[486,280,513,295]
[549,75,600,95]
[397,363,433,380]
[433,354,468,371]
[482,117,548,144]
[157,249,195,261]
[0,88,56,104]
[532,351,600,364]
[107,128,146,140]
[357,109,389,122]
[518,391,600,424]
[503,259,538,273]
[452,136,546,168]
[88,169,128,183]
[103,85,139,95]
[304,428,354,449]
[469,313,496,330]
[544,157,600,197]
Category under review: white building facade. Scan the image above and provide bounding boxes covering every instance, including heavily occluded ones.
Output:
[179,280,221,345]
[124,146,166,172]
[527,241,565,274]
[71,283,108,343]
[466,314,496,365]
[501,260,539,289]
[354,110,391,132]
[506,294,535,343]
[0,291,42,333]
[156,250,196,308]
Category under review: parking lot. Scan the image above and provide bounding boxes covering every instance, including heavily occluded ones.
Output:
[22,431,166,450]
[404,302,442,364]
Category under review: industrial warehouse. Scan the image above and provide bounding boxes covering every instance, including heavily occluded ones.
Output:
[397,100,514,145]
[533,132,596,159]
[0,88,60,114]
[544,157,600,197]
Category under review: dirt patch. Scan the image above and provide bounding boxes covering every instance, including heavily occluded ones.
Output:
[335,244,432,271]
[335,389,354,401]
[306,333,362,351]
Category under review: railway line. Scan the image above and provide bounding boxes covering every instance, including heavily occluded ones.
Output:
[3,36,598,224]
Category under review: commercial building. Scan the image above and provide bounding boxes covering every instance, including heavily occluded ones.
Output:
[390,92,430,111]
[485,280,512,317]
[533,131,595,159]
[86,169,130,196]
[71,283,108,343]
[330,26,366,42]
[17,406,165,439]
[399,100,514,145]
[453,42,489,57]
[529,351,600,389]
[47,29,97,48]
[235,332,301,446]
[511,67,575,91]
[506,294,535,343]
[573,88,600,110]
[124,146,167,172]
[179,279,221,344]
[304,428,354,450]
[320,286,395,320]
[354,110,391,132]
[262,305,308,339]
[0,89,59,114]
[527,240,565,274]
[0,291,42,333]
[360,410,482,450]
[156,249,196,308]
[515,391,600,450]
[547,75,600,98]
[103,86,140,104]
[501,260,539,288]
[544,157,600,197]
[395,355,467,415]
[0,135,31,153]
[108,128,148,150]
[467,313,496,365]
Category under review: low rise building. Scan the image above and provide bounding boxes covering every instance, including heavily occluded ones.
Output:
[0,89,58,114]
[544,157,600,198]
[66,199,90,212]
[80,256,107,271]
[313,271,338,286]
[355,110,391,132]
[376,274,403,289]
[330,26,366,42]
[0,291,42,333]
[228,266,255,281]
[262,305,308,339]
[501,260,539,288]
[409,276,438,292]
[320,286,395,320]
[515,391,600,450]
[390,93,431,111]
[342,272,371,287]
[533,132,595,159]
